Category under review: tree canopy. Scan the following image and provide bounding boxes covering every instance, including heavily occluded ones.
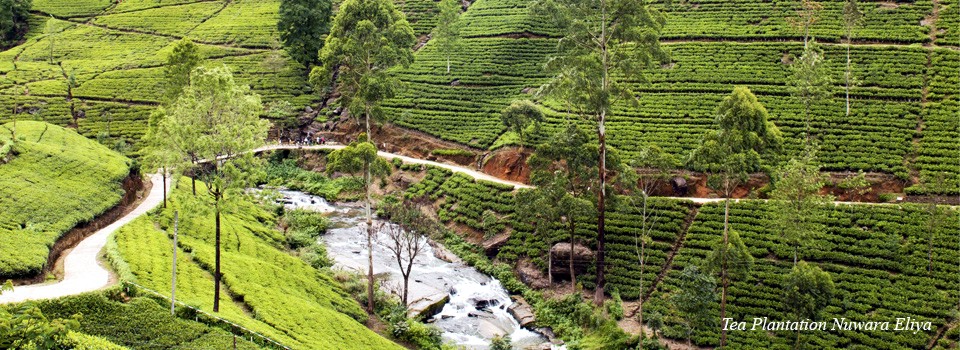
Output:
[310,0,415,137]
[0,0,30,48]
[432,0,461,73]
[162,39,202,105]
[500,100,543,151]
[278,0,332,68]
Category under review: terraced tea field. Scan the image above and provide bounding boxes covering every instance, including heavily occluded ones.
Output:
[386,0,960,195]
[0,0,312,151]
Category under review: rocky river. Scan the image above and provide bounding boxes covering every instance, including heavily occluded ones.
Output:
[273,189,558,350]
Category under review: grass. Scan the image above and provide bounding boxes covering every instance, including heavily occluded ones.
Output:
[0,121,130,278]
[109,178,403,349]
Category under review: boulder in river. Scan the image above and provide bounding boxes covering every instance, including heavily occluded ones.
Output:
[507,296,536,328]
[408,293,449,320]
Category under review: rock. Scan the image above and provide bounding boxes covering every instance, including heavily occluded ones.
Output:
[474,298,499,311]
[450,79,461,86]
[305,106,314,113]
[671,176,688,196]
[516,259,550,289]
[407,293,449,320]
[508,296,536,328]
[535,327,563,345]
[430,240,462,263]
[549,243,594,280]
[483,233,510,256]
[478,318,510,338]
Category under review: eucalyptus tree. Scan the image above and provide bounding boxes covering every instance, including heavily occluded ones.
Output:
[527,124,599,286]
[310,0,415,141]
[628,144,677,332]
[326,136,391,313]
[789,41,832,142]
[687,86,782,346]
[162,39,202,104]
[787,0,822,48]
[278,0,331,69]
[432,0,461,74]
[533,0,667,303]
[768,147,831,265]
[158,65,270,312]
[842,0,864,117]
[672,264,717,340]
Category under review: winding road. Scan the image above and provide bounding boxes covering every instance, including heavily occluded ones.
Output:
[0,174,167,303]
[2,143,942,303]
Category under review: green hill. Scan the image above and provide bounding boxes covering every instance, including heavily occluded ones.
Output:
[0,121,131,278]
[107,179,403,349]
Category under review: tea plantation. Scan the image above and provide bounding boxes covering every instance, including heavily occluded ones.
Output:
[108,179,402,349]
[0,121,130,279]
[385,0,960,195]
[401,164,960,349]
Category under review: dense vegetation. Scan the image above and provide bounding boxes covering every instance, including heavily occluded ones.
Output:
[108,179,402,349]
[0,121,130,278]
[400,163,960,349]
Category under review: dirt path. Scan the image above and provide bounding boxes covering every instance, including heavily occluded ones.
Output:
[0,174,167,303]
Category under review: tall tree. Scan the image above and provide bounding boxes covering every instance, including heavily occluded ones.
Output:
[432,0,461,74]
[278,0,331,69]
[786,0,822,48]
[158,65,270,312]
[142,108,180,208]
[0,0,30,48]
[628,144,677,335]
[500,99,544,152]
[162,39,202,105]
[326,136,391,313]
[687,86,782,347]
[527,124,600,287]
[768,146,830,265]
[534,0,667,303]
[310,0,416,141]
[783,261,834,349]
[842,0,863,117]
[789,41,832,142]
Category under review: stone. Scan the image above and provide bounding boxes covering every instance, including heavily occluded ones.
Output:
[549,243,594,280]
[507,296,536,328]
[407,293,449,320]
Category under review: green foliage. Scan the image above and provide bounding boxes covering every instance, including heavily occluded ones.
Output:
[783,260,835,321]
[278,0,331,68]
[500,99,543,149]
[687,86,782,194]
[0,121,129,278]
[311,0,416,132]
[432,0,461,73]
[671,265,717,335]
[489,334,512,350]
[111,182,403,349]
[0,303,80,349]
[768,146,830,262]
[162,39,201,104]
[0,0,30,48]
[789,40,833,136]
[33,293,257,349]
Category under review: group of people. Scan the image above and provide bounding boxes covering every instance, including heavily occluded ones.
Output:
[277,134,333,146]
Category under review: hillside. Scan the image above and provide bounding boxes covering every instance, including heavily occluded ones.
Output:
[385,0,960,195]
[399,163,960,349]
[0,121,131,279]
[108,179,403,349]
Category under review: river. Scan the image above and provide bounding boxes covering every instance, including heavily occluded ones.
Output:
[273,189,554,349]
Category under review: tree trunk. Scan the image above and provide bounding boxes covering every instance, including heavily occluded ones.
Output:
[446,58,451,74]
[569,218,576,287]
[402,273,410,306]
[721,197,730,348]
[214,197,222,313]
[594,111,607,304]
[191,176,196,196]
[162,167,167,208]
[365,163,375,314]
